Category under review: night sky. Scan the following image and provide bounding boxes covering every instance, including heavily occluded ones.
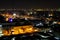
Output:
[0,0,60,9]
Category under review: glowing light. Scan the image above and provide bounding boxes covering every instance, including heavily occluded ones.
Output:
[11,37,15,40]
[54,37,60,40]
[34,29,38,31]
[6,14,9,17]
[2,25,39,36]
[13,13,16,16]
[36,23,43,26]
[25,28,33,33]
[49,14,53,16]
[53,21,57,24]
[25,18,28,20]
[30,12,32,14]
[0,25,2,27]
[9,18,13,22]
[6,18,9,21]
[18,29,24,33]
[58,22,60,24]
[49,30,52,32]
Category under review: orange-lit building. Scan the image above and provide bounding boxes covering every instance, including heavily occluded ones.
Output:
[2,25,39,36]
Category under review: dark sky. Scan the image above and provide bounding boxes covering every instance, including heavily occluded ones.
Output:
[0,0,60,9]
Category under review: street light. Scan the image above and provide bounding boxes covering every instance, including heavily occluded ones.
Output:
[13,13,16,16]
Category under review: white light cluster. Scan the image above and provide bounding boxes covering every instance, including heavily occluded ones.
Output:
[53,21,57,24]
[13,13,16,16]
[36,23,43,26]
